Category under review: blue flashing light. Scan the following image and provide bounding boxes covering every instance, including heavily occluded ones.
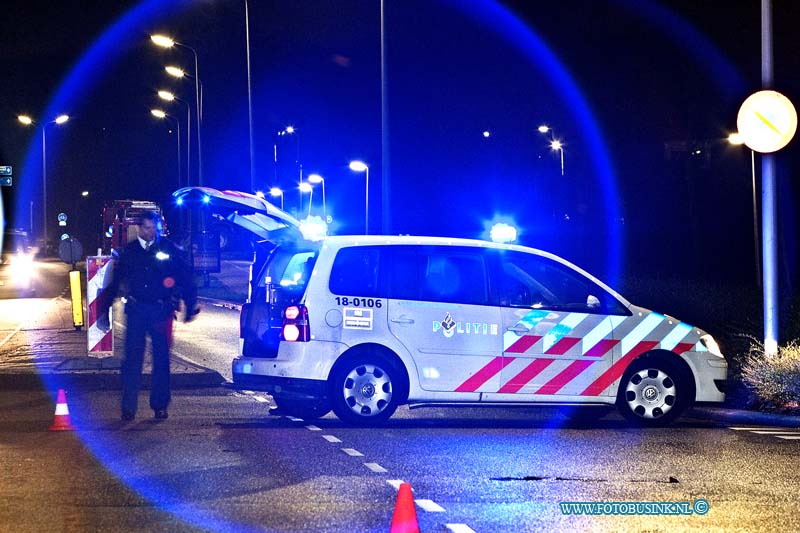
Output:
[176,197,183,206]
[299,215,329,242]
[202,195,210,204]
[490,222,517,243]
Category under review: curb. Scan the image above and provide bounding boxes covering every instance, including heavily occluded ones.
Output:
[689,405,800,428]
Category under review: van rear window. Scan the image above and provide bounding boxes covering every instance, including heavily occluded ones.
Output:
[279,251,316,288]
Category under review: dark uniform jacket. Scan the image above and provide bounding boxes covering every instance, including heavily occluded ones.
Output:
[99,237,197,320]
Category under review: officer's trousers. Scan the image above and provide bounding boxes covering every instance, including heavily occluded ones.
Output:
[121,303,174,415]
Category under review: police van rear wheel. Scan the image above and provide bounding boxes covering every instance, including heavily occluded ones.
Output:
[331,355,403,426]
[616,357,690,427]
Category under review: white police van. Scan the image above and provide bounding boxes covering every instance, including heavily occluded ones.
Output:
[174,187,727,426]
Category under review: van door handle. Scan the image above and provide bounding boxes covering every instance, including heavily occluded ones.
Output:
[506,325,528,334]
[391,316,415,324]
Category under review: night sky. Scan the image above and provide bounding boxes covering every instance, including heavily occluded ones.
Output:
[2,0,799,285]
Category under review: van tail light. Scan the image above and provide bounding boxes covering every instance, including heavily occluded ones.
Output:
[282,305,310,342]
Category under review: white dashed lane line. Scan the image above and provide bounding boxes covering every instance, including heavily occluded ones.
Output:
[446,524,477,533]
[364,463,388,473]
[729,426,800,440]
[342,448,364,457]
[238,398,478,530]
[416,499,446,512]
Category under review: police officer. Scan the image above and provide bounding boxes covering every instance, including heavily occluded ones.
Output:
[98,211,199,421]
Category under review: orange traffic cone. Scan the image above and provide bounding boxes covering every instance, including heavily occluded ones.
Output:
[49,389,76,431]
[390,482,420,533]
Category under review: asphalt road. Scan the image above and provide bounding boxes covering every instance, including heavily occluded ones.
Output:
[3,386,800,532]
[3,259,800,531]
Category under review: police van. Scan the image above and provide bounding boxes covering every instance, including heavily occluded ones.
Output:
[174,187,728,426]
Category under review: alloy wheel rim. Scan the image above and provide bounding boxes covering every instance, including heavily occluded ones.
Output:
[624,368,677,419]
[342,364,393,417]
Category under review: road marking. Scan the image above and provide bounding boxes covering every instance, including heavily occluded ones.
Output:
[322,435,341,443]
[287,416,303,422]
[416,499,446,512]
[776,436,800,440]
[446,525,477,533]
[253,395,269,403]
[729,426,772,430]
[387,480,405,490]
[364,462,388,473]
[750,430,800,434]
[306,425,321,431]
[241,390,255,395]
[342,448,364,457]
[0,323,23,349]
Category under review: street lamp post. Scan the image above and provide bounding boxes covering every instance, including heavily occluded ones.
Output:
[299,181,313,218]
[307,174,326,220]
[158,90,191,187]
[152,35,203,186]
[269,187,284,210]
[728,133,761,286]
[18,114,69,250]
[150,109,181,190]
[538,124,564,176]
[349,161,369,234]
[245,0,256,194]
[550,140,565,176]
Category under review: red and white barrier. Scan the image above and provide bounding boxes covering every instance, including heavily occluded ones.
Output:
[87,256,114,357]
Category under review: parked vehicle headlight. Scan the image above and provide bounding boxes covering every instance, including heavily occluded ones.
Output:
[9,253,35,286]
[700,334,723,358]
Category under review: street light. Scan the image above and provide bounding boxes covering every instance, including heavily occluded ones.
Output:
[307,173,326,220]
[158,89,192,187]
[299,181,313,217]
[269,187,284,210]
[729,132,761,286]
[550,139,565,176]
[349,160,369,234]
[150,109,181,190]
[152,34,203,185]
[17,113,69,250]
[539,124,564,176]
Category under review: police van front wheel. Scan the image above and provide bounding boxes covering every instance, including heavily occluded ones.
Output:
[616,357,692,427]
[331,355,404,426]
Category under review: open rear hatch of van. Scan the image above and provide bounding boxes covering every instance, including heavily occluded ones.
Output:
[172,187,314,358]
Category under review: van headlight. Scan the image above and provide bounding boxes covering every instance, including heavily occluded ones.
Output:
[700,334,723,358]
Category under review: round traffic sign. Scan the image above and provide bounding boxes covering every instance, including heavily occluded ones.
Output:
[737,90,797,153]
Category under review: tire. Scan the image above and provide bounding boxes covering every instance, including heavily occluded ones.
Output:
[330,353,405,426]
[271,396,330,420]
[616,357,692,427]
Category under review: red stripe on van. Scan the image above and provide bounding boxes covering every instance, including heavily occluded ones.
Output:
[584,338,619,357]
[533,359,596,395]
[580,341,660,396]
[545,336,581,355]
[497,359,554,394]
[505,335,542,354]
[455,357,513,392]
[673,342,694,354]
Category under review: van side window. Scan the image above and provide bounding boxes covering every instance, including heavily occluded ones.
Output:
[419,249,489,306]
[494,250,627,314]
[329,247,381,297]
